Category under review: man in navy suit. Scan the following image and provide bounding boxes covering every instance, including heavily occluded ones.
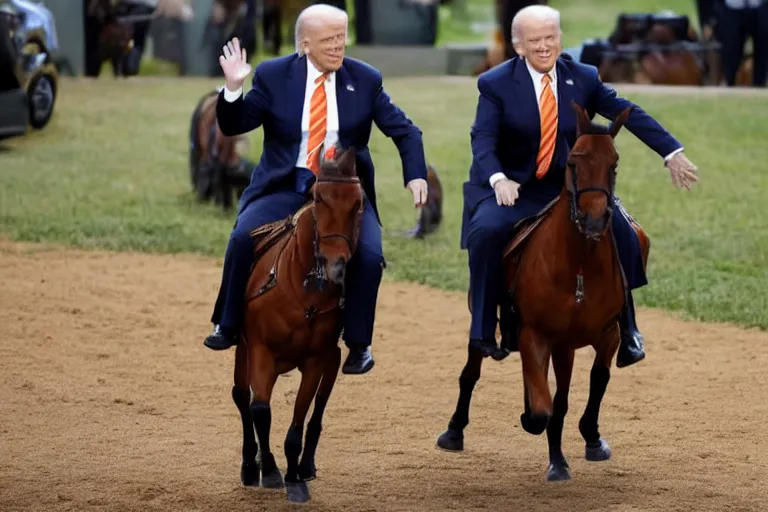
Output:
[462,5,700,367]
[203,4,429,376]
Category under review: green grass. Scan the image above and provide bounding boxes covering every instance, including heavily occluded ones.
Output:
[1,77,767,330]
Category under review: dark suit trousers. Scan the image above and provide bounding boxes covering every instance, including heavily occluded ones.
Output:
[715,2,768,86]
[212,184,384,348]
[465,187,647,341]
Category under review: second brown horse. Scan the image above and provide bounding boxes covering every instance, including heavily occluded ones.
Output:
[230,146,363,503]
[437,102,650,482]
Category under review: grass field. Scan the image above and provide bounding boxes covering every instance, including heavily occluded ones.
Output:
[1,77,767,330]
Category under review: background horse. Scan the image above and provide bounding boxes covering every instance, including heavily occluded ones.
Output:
[638,23,703,86]
[230,146,363,503]
[404,164,444,238]
[188,89,251,210]
[437,103,650,482]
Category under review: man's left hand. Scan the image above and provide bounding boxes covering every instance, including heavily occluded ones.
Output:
[666,152,699,190]
[406,178,428,207]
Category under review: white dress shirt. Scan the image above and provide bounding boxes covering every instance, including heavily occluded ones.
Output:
[222,57,340,171]
[488,58,683,189]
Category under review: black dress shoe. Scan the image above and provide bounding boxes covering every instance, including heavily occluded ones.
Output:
[616,292,646,368]
[469,338,498,358]
[342,346,374,375]
[616,331,645,368]
[203,325,237,351]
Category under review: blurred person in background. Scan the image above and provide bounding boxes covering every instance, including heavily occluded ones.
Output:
[713,0,767,86]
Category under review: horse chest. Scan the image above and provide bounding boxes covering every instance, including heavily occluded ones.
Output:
[517,249,624,337]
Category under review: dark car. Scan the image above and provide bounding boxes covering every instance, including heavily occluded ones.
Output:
[0,0,58,140]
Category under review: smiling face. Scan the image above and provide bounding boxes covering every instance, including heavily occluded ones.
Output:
[301,15,347,73]
[512,10,562,74]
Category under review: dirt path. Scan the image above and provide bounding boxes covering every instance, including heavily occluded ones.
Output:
[1,240,766,511]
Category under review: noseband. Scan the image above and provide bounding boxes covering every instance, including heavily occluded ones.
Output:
[566,160,617,240]
[303,175,363,293]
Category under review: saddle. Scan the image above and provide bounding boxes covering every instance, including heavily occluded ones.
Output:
[248,201,313,265]
[502,198,559,283]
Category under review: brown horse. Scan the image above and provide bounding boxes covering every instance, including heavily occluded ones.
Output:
[230,145,363,503]
[599,18,704,86]
[638,23,703,86]
[437,102,650,482]
[189,90,250,209]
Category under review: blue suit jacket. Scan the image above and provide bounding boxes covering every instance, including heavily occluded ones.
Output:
[460,57,682,249]
[215,53,428,223]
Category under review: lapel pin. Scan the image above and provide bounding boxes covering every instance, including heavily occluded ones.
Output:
[346,84,355,92]
[565,79,574,85]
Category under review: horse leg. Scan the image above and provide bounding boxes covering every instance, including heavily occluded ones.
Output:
[298,346,342,482]
[283,356,327,503]
[545,348,575,481]
[519,326,552,435]
[579,330,619,462]
[436,345,485,451]
[232,342,259,486]
[248,345,283,489]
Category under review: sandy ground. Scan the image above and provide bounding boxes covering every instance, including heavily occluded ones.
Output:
[1,239,767,512]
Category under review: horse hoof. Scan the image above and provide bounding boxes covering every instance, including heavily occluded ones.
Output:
[240,462,260,487]
[546,462,572,482]
[298,462,316,482]
[585,439,612,462]
[286,481,311,503]
[520,412,549,435]
[436,428,464,451]
[261,468,285,489]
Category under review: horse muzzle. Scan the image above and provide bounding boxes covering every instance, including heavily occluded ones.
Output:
[324,256,347,285]
[577,210,612,241]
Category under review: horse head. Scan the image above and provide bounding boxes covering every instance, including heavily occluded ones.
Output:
[566,101,632,241]
[310,144,364,287]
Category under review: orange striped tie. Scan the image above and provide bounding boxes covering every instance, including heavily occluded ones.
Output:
[306,73,328,174]
[535,73,558,179]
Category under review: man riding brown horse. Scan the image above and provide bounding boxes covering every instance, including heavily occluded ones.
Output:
[459,5,699,365]
[203,5,429,377]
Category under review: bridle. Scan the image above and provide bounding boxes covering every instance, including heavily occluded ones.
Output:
[565,144,618,241]
[303,174,364,294]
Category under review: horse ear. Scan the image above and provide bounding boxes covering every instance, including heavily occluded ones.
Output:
[570,100,591,137]
[336,146,357,177]
[609,106,633,139]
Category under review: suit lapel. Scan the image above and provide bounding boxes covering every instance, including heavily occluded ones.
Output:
[555,59,575,142]
[286,55,307,139]
[335,61,355,136]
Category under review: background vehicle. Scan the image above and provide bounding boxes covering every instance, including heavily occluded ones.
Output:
[0,0,58,140]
